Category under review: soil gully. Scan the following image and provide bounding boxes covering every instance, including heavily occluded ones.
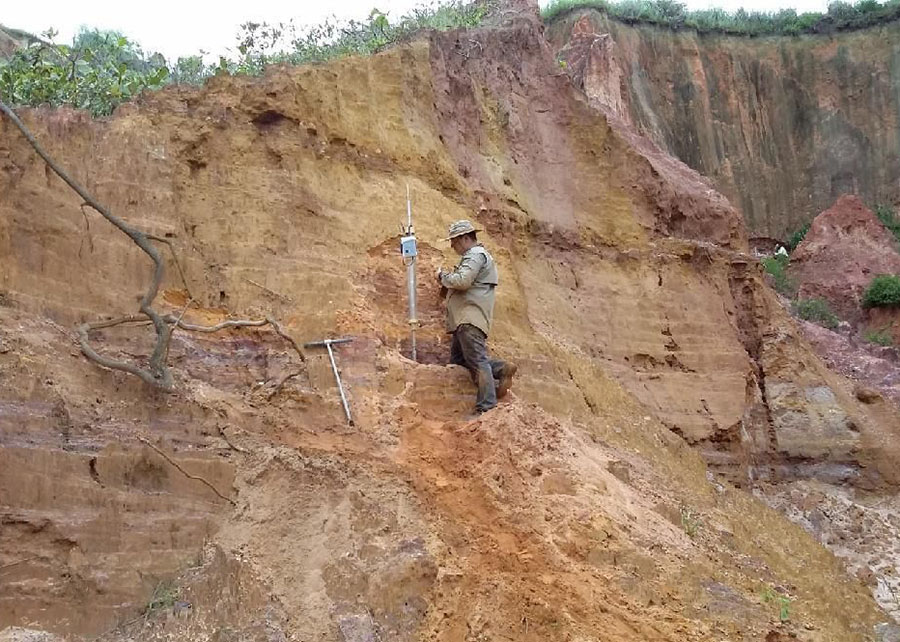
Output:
[726,267,778,482]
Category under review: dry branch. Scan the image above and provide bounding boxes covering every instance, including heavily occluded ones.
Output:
[137,436,236,506]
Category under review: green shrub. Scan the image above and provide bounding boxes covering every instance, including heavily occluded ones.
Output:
[777,595,792,622]
[793,298,839,329]
[542,0,900,36]
[168,55,212,86]
[862,275,900,308]
[761,254,795,296]
[230,0,496,73]
[864,329,894,346]
[144,579,179,615]
[680,505,701,538]
[786,222,810,252]
[1,1,496,114]
[873,204,900,246]
[0,28,170,115]
[761,586,792,622]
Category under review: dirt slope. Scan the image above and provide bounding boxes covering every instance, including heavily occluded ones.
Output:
[789,194,900,321]
[1,7,899,642]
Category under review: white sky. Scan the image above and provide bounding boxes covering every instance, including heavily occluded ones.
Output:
[3,0,832,62]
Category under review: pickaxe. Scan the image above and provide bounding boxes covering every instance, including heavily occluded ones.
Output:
[303,337,354,425]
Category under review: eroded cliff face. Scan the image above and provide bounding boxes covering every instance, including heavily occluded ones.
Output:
[548,11,900,238]
[1,11,899,642]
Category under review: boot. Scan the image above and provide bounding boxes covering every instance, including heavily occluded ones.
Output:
[497,362,518,399]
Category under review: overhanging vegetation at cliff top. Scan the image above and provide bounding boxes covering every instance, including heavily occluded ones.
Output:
[0,0,497,116]
[6,0,900,118]
[542,0,900,36]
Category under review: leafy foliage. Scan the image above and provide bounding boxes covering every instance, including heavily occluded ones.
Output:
[873,203,900,245]
[0,28,169,116]
[793,298,840,329]
[144,579,180,616]
[230,0,495,73]
[0,1,495,115]
[777,595,792,622]
[786,221,810,252]
[542,0,900,36]
[680,505,701,538]
[862,274,900,308]
[762,254,795,296]
[13,0,899,119]
[761,586,792,622]
[168,55,213,86]
[864,328,894,346]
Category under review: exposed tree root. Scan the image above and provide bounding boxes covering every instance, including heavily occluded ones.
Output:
[218,424,249,453]
[171,318,268,333]
[266,370,304,400]
[164,298,194,363]
[1,100,305,390]
[147,233,194,299]
[137,436,236,506]
[78,313,307,384]
[245,277,293,303]
[2,100,174,388]
[78,204,94,257]
[265,316,306,363]
[0,556,40,572]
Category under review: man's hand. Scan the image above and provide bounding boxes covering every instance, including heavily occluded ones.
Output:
[436,268,445,284]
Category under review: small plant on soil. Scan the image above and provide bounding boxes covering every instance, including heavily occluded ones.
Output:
[144,579,180,616]
[761,254,795,297]
[873,204,900,246]
[777,595,792,622]
[792,298,839,329]
[680,505,701,538]
[230,0,497,74]
[862,275,900,309]
[864,329,894,347]
[541,0,900,36]
[761,586,792,622]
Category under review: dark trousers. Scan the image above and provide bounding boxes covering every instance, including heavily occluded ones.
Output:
[450,323,506,412]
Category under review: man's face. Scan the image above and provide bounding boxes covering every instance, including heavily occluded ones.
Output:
[450,236,465,255]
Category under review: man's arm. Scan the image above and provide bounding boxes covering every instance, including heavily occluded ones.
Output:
[440,253,485,290]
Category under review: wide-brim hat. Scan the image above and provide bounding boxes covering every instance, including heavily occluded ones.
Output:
[442,219,482,241]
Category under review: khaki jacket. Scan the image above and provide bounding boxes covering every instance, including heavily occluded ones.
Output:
[440,244,499,336]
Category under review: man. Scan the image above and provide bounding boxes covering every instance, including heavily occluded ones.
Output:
[437,220,517,415]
